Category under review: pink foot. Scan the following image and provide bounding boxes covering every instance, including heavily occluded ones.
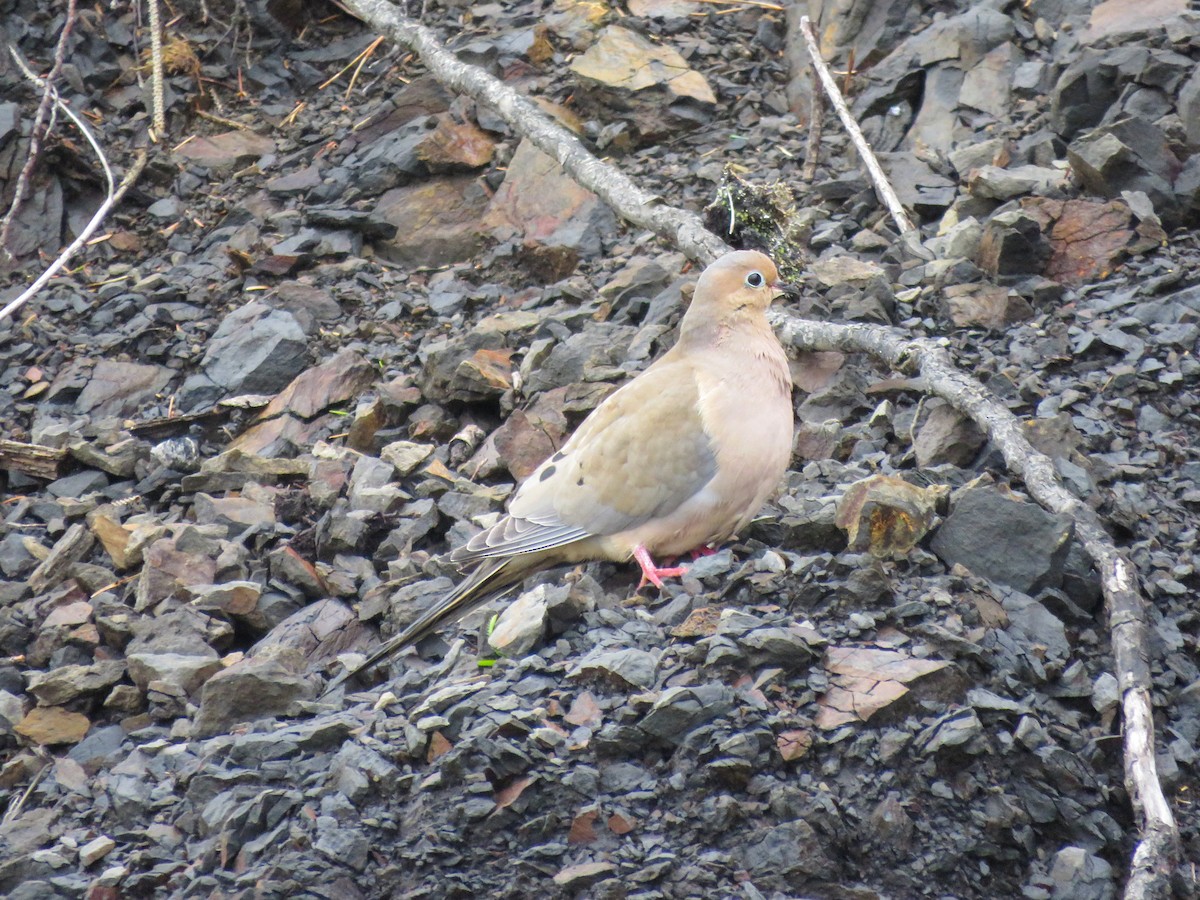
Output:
[633,544,687,589]
[688,544,718,560]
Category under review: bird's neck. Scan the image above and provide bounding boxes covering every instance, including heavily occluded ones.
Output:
[677,303,769,350]
[676,309,791,396]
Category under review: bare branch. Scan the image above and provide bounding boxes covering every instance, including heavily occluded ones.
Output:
[148,0,167,138]
[801,81,824,184]
[8,47,115,195]
[0,48,148,324]
[0,0,79,262]
[796,15,914,235]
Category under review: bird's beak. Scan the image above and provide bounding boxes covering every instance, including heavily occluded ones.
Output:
[771,280,800,301]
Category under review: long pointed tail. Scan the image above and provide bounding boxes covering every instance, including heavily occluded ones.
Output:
[321,556,524,695]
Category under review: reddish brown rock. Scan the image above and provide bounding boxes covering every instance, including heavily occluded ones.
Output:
[941,283,1034,330]
[375,176,491,267]
[416,114,496,172]
[15,706,91,745]
[482,139,616,271]
[816,647,952,730]
[174,130,275,173]
[1022,197,1165,284]
[135,537,218,612]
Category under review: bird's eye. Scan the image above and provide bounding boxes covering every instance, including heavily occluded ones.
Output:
[745,271,764,288]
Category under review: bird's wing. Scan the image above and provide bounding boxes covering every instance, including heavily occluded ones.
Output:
[452,353,717,564]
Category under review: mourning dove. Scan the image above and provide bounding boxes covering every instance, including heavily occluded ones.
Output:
[325,250,795,693]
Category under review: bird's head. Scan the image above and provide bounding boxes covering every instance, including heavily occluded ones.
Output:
[688,250,796,325]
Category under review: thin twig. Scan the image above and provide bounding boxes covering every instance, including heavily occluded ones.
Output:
[8,47,114,195]
[1,755,51,825]
[0,52,148,324]
[0,152,146,325]
[0,0,79,262]
[796,15,914,235]
[148,0,167,138]
[801,78,824,183]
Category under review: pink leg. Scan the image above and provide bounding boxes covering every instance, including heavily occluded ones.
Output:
[689,544,718,560]
[633,544,687,589]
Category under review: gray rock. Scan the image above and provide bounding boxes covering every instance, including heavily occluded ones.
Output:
[351,118,431,193]
[331,742,401,804]
[127,651,222,696]
[1004,593,1070,661]
[0,533,35,578]
[26,660,126,706]
[570,647,658,689]
[524,323,638,394]
[969,164,1070,201]
[931,486,1074,594]
[193,654,315,737]
[1047,846,1115,900]
[977,210,1050,277]
[738,626,822,668]
[639,683,732,743]
[1051,46,1146,139]
[925,217,983,260]
[917,708,984,754]
[379,440,434,476]
[201,300,308,394]
[1176,59,1200,144]
[741,819,833,879]
[1067,116,1182,226]
[488,584,557,657]
[913,402,985,467]
[75,360,173,419]
[67,724,128,772]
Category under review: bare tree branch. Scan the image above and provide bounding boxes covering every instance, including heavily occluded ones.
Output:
[796,15,914,236]
[148,0,167,138]
[0,0,79,262]
[0,48,148,325]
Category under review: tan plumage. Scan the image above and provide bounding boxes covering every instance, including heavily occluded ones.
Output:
[324,250,795,693]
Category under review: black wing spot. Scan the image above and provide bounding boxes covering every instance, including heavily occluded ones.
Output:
[576,477,584,486]
[551,451,566,462]
[539,464,557,482]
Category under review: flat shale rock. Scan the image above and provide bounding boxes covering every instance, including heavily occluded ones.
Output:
[75,360,173,418]
[174,130,275,173]
[482,139,618,276]
[200,301,309,396]
[26,660,126,706]
[569,25,716,141]
[931,485,1075,595]
[1067,115,1183,225]
[15,706,90,745]
[193,654,316,737]
[374,176,490,267]
[1022,196,1164,284]
[940,282,1034,330]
